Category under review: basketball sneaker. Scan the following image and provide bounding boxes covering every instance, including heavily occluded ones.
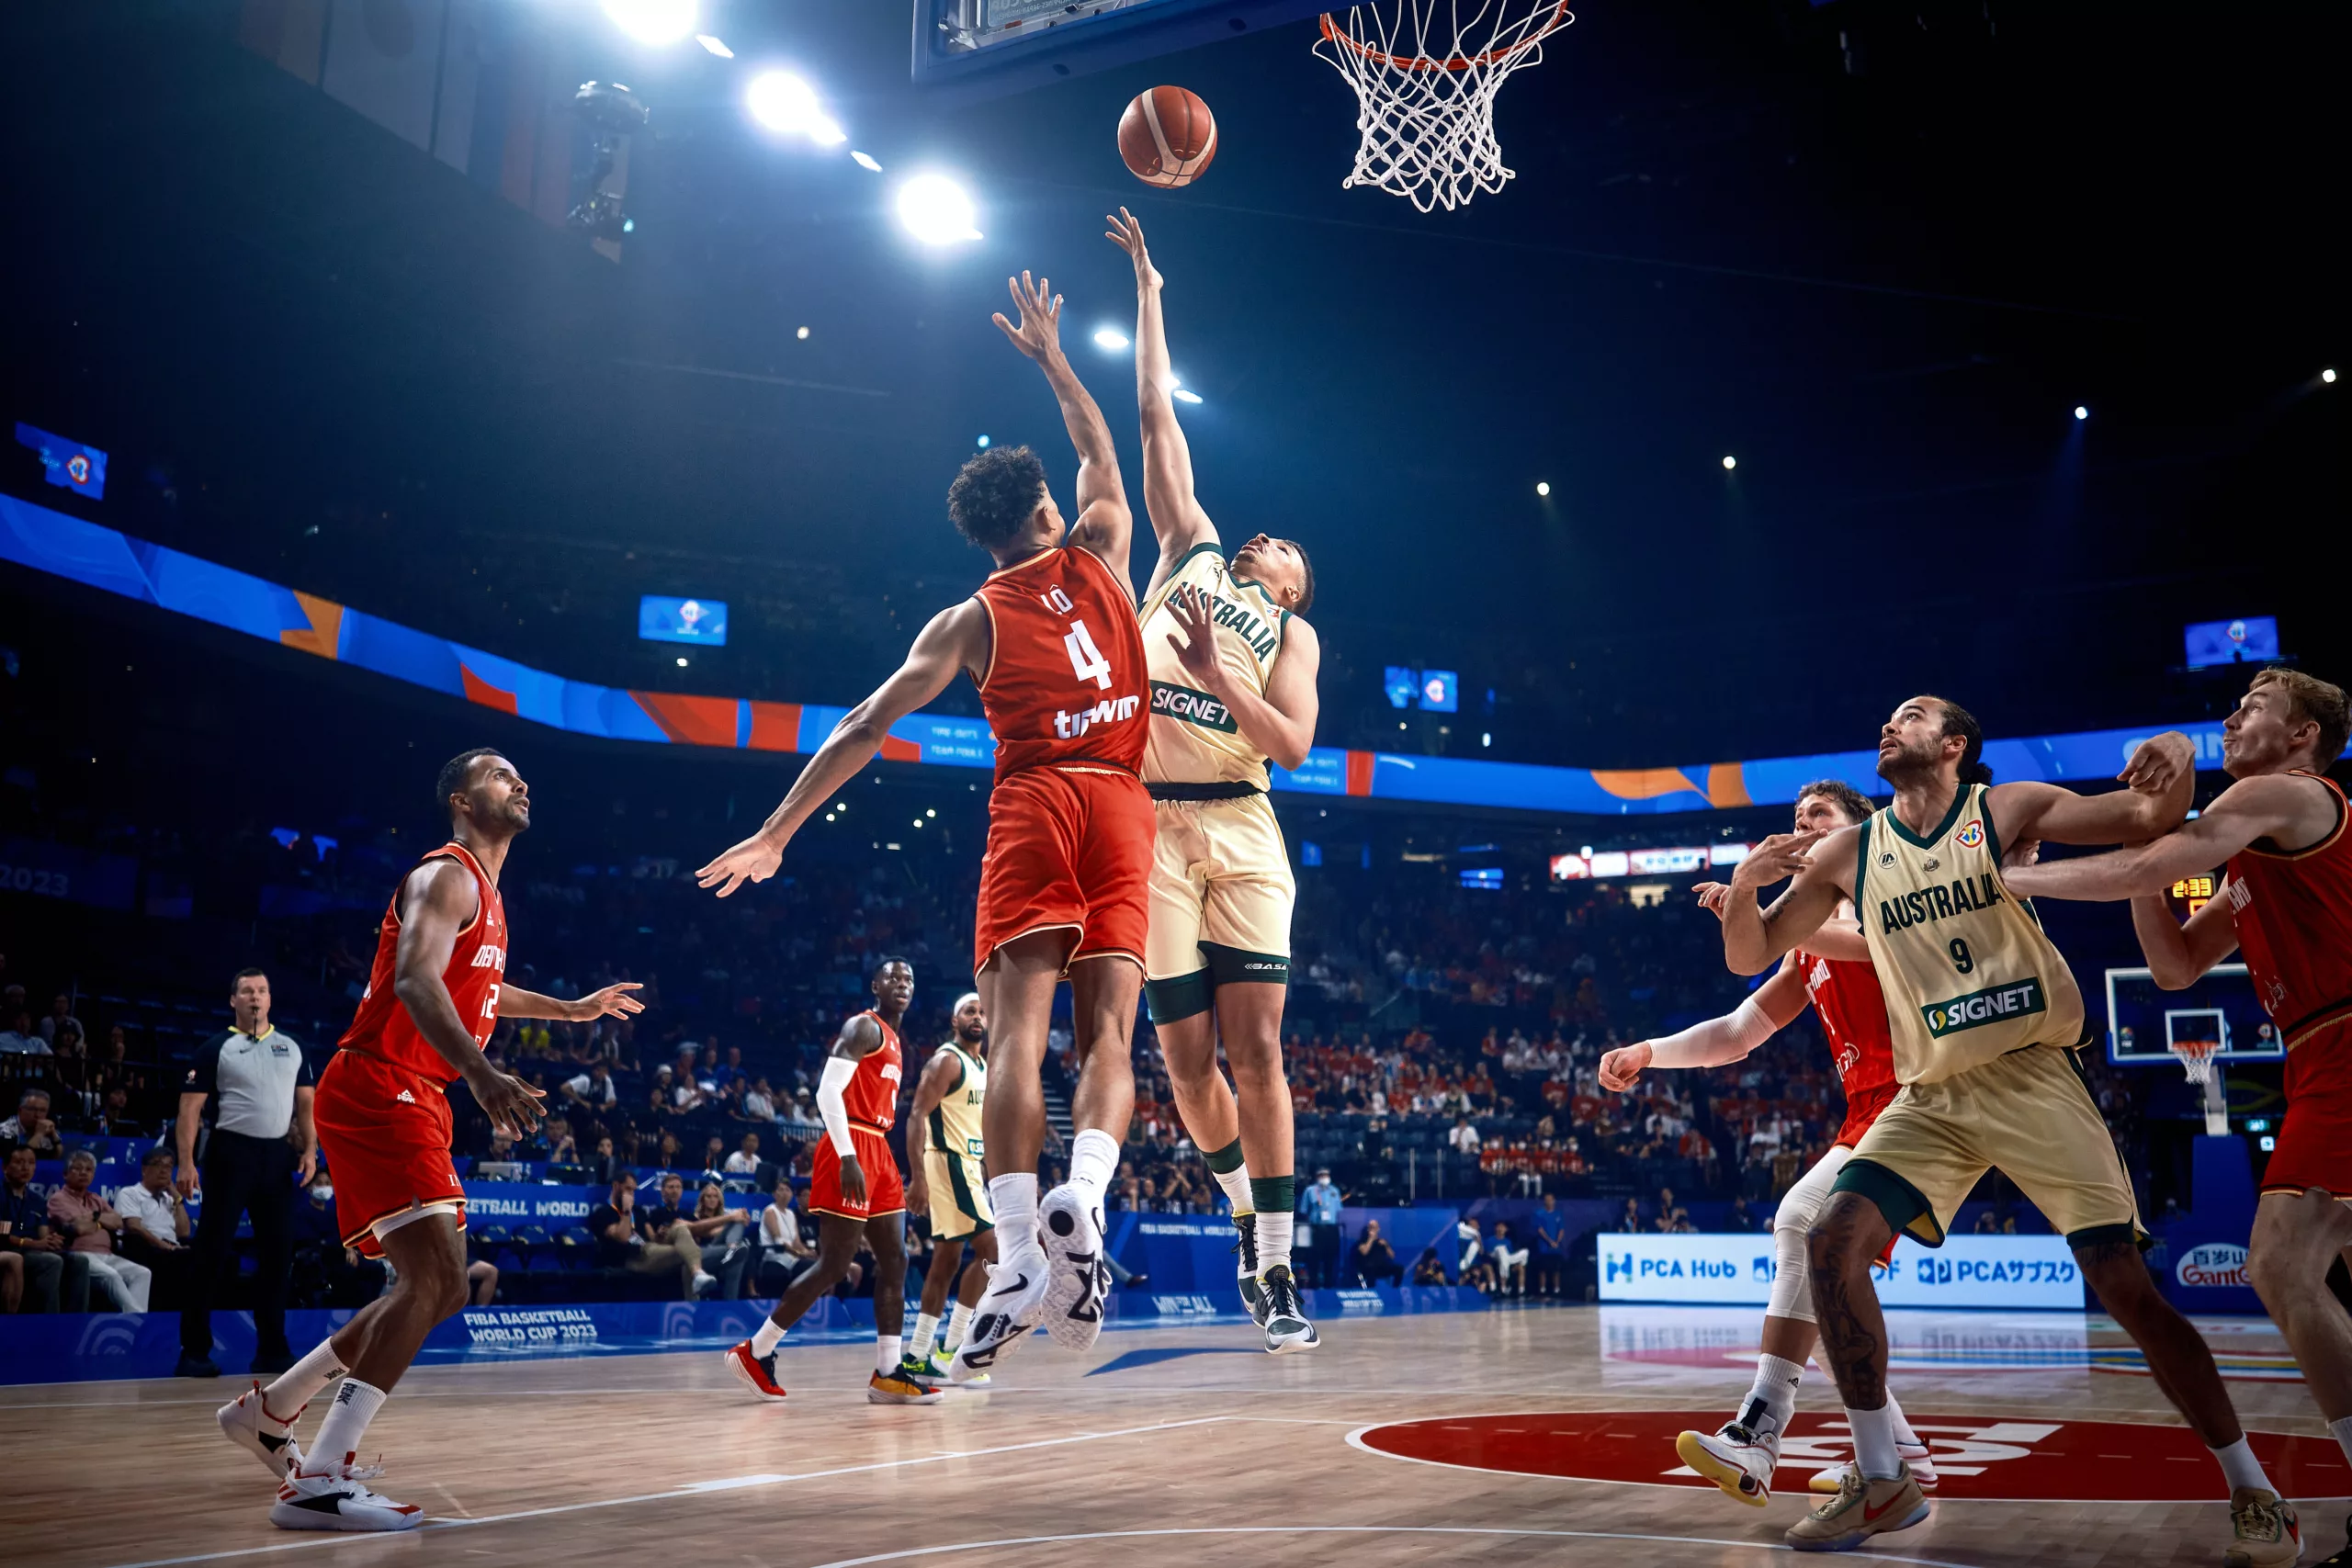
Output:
[2225,1487,2303,1568]
[1037,1184,1111,1351]
[867,1368,945,1404]
[953,1253,1048,1382]
[1234,1213,1267,1326]
[1260,1264,1319,1354]
[1676,1421,1778,1506]
[1809,1440,1940,1495]
[270,1460,423,1532]
[217,1381,309,1479]
[722,1340,787,1401]
[1784,1462,1928,1552]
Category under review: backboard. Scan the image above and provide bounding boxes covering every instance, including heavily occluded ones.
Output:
[2102,963,2284,1067]
[912,0,1334,101]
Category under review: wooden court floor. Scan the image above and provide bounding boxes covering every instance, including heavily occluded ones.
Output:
[6,1305,2341,1568]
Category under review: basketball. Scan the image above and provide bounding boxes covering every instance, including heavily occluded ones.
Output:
[1118,85,1217,188]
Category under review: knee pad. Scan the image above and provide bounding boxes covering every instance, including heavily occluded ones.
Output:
[1768,1223,1814,1323]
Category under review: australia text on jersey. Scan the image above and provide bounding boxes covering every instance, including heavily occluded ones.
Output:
[1875,872,2006,933]
[1186,584,1281,662]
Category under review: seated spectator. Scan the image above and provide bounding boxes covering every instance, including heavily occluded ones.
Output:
[1488,1220,1529,1296]
[1410,1247,1447,1286]
[114,1146,193,1307]
[1615,1196,1645,1234]
[1973,1208,2002,1235]
[560,1061,618,1113]
[786,1089,820,1128]
[4,1145,92,1311]
[723,1133,763,1177]
[289,1172,385,1308]
[1653,1186,1690,1235]
[37,993,83,1049]
[50,1149,151,1311]
[689,1179,754,1297]
[588,1173,715,1300]
[1724,1195,1758,1234]
[699,1134,729,1179]
[0,1090,63,1160]
[1455,1215,1484,1277]
[1351,1219,1402,1287]
[741,1077,777,1123]
[0,1007,44,1056]
[582,1135,624,1186]
[1447,1114,1481,1156]
[756,1179,817,1292]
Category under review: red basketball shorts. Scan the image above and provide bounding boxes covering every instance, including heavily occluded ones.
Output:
[2266,1017,2352,1199]
[1836,1080,1902,1152]
[808,1128,906,1222]
[314,1050,467,1258]
[973,764,1152,974]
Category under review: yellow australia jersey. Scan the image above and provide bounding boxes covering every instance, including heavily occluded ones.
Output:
[925,1042,987,1163]
[1140,542,1289,789]
[1855,782,2088,1084]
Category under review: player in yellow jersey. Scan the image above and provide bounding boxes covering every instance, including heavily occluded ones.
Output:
[1108,209,1321,1354]
[1720,695,2297,1562]
[904,993,997,1382]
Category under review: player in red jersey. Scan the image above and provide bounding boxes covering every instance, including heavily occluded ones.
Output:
[215,749,641,1533]
[722,957,943,1405]
[2007,667,2352,1563]
[1600,780,1938,1506]
[700,271,1147,1378]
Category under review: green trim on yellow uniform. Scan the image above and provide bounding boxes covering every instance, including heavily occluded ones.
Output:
[1832,1156,1946,1247]
[1887,784,1972,852]
[1146,967,1215,1023]
[1202,941,1290,988]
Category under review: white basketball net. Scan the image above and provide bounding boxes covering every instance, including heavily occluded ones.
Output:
[1315,2,1574,213]
[2171,1041,2218,1085]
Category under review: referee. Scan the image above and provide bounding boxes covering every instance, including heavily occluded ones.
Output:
[175,967,317,1378]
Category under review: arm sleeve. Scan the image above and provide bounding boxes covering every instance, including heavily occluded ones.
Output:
[816,1056,857,1156]
[1645,994,1779,1071]
[292,1042,315,1087]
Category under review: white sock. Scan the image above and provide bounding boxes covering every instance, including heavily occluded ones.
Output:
[910,1312,940,1361]
[1736,1353,1804,1439]
[261,1339,345,1422]
[991,1174,1041,1258]
[751,1316,786,1358]
[945,1302,974,1354]
[1886,1390,1920,1450]
[1847,1403,1900,1480]
[876,1335,901,1375]
[1256,1210,1295,1275]
[307,1378,388,1473]
[1211,1164,1254,1216]
[2332,1415,2352,1469]
[2211,1436,2273,1494]
[1066,1129,1119,1207]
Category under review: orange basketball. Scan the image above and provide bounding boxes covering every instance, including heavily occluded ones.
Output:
[1118,85,1217,188]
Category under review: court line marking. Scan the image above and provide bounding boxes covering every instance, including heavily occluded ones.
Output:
[1341,1422,2352,1506]
[98,1416,1227,1568]
[793,1524,2002,1568]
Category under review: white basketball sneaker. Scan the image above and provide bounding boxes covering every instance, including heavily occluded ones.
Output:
[953,1251,1049,1382]
[217,1381,308,1479]
[1677,1421,1781,1506]
[1036,1184,1111,1351]
[1810,1439,1940,1495]
[270,1460,423,1532]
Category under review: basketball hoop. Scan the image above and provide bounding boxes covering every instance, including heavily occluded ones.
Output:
[1314,2,1574,213]
[2169,1040,2219,1086]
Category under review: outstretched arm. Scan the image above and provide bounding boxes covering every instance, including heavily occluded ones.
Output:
[1162,588,1321,772]
[697,603,986,897]
[1106,209,1214,600]
[1988,730,2197,850]
[1695,878,1869,963]
[2003,772,2332,901]
[993,271,1135,593]
[1597,962,1811,1090]
[1720,828,1854,975]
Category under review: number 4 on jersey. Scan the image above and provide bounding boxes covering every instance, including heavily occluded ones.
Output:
[1064,618,1114,690]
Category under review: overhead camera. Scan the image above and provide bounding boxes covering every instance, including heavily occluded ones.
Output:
[574,81,649,136]
[570,83,649,245]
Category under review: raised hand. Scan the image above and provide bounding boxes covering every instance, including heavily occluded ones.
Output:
[1164,582,1225,689]
[573,982,646,1021]
[1732,830,1825,891]
[1104,207,1162,291]
[1692,881,1732,919]
[2119,730,2196,795]
[697,832,784,899]
[991,271,1065,363]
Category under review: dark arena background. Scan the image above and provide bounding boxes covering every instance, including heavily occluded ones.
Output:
[1,2,2346,1565]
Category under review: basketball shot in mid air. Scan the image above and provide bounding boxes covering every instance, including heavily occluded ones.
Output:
[1118,86,1217,188]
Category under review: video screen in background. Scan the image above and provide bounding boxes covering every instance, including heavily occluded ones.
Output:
[639,595,728,647]
[1384,665,1459,712]
[2183,615,2277,670]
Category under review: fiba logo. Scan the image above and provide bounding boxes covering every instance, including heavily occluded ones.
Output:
[2176,1243,2250,1290]
[1953,819,1985,851]
[1605,1252,1634,1283]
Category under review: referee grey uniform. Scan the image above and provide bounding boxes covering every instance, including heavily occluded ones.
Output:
[177,968,316,1376]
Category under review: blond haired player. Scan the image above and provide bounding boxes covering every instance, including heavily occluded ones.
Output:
[904,992,997,1382]
[1723,695,2297,1561]
[1108,209,1321,1354]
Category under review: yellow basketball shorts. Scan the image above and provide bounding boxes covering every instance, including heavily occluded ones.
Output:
[1143,792,1295,1023]
[922,1147,993,1242]
[1833,1043,2146,1250]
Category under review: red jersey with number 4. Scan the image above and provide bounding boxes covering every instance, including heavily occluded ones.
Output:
[2227,771,2352,1048]
[1795,946,1902,1145]
[842,1010,905,1133]
[974,545,1148,780]
[339,842,508,1083]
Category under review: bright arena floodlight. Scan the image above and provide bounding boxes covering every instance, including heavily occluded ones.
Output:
[896,175,980,245]
[796,326,809,340]
[851,151,882,173]
[695,34,732,57]
[604,0,696,46]
[1721,455,1736,470]
[747,72,845,144]
[1093,327,1130,350]
[977,434,990,448]
[2324,368,2337,384]
[1535,481,1550,497]
[2074,405,2089,421]
[1172,388,1203,404]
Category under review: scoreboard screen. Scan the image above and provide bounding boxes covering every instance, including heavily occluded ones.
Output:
[2167,873,2220,917]
[2184,615,2278,670]
[639,596,728,647]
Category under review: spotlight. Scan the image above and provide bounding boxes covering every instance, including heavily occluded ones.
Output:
[2074,405,2088,421]
[748,72,844,144]
[1721,455,1736,470]
[1172,388,1203,405]
[896,175,980,244]
[796,326,809,340]
[2325,368,2338,384]
[695,33,732,57]
[976,434,990,448]
[1093,327,1131,351]
[1481,733,1492,747]
[926,808,937,818]
[675,655,688,667]
[603,0,696,45]
[1535,481,1550,497]
[851,151,882,173]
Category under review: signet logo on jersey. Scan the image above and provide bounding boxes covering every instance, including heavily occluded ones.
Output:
[1150,680,1238,733]
[1922,977,2047,1038]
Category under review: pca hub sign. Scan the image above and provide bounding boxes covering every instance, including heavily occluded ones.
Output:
[1599,1233,2086,1311]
